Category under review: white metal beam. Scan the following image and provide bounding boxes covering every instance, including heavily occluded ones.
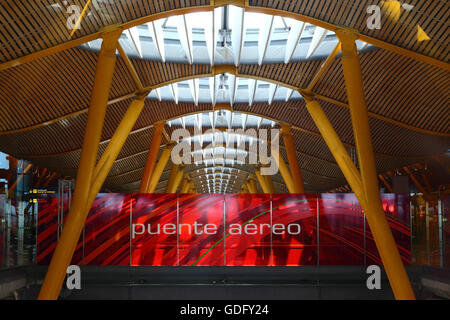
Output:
[258,14,275,66]
[230,6,245,67]
[284,19,305,64]
[209,76,217,106]
[306,26,327,59]
[268,83,278,105]
[285,88,294,102]
[126,27,143,58]
[155,88,162,101]
[204,11,215,66]
[176,15,194,64]
[228,74,237,106]
[188,79,199,105]
[170,83,178,104]
[248,79,257,106]
[147,20,166,62]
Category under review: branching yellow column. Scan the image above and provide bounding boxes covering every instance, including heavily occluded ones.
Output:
[147,144,174,193]
[264,172,275,194]
[247,176,258,194]
[180,174,190,194]
[140,121,165,193]
[302,96,365,199]
[166,163,180,193]
[168,165,185,193]
[271,148,296,194]
[87,93,150,207]
[38,27,122,300]
[281,123,305,193]
[337,29,415,300]
[255,167,271,194]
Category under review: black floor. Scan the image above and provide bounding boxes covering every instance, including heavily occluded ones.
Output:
[2,265,448,300]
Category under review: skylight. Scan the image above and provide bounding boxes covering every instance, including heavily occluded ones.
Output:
[83,5,371,65]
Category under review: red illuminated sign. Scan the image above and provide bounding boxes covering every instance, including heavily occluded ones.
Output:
[37,193,411,266]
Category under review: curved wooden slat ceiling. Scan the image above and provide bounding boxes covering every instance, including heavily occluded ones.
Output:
[0,0,448,66]
[0,1,448,193]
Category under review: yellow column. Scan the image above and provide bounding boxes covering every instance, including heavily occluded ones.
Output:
[378,174,393,193]
[255,167,271,194]
[302,96,365,199]
[403,167,428,196]
[147,144,174,193]
[140,121,165,193]
[264,173,275,194]
[337,29,415,300]
[87,93,149,208]
[166,163,180,193]
[168,165,185,193]
[242,183,249,194]
[247,176,258,194]
[271,148,296,194]
[180,174,190,193]
[281,123,305,193]
[38,27,122,300]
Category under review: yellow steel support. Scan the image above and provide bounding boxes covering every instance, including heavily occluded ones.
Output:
[242,183,249,194]
[38,28,122,300]
[403,167,428,196]
[301,95,366,199]
[306,41,341,92]
[264,173,275,194]
[168,165,185,193]
[247,176,258,194]
[281,123,305,193]
[146,144,174,193]
[117,43,144,92]
[43,172,57,188]
[303,94,414,299]
[166,163,180,193]
[180,174,190,193]
[8,163,32,198]
[337,30,415,300]
[271,147,296,194]
[86,93,149,208]
[186,182,195,194]
[378,174,393,193]
[255,167,271,194]
[140,121,165,193]
[35,168,48,188]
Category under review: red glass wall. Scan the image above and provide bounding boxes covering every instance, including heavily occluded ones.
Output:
[36,193,411,266]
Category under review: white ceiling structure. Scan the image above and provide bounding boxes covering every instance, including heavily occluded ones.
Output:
[84,5,371,66]
[169,110,278,193]
[148,74,302,106]
[81,4,372,193]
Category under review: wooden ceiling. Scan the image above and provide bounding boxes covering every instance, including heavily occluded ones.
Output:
[0,1,448,193]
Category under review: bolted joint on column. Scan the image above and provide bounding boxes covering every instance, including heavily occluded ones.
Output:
[298,89,315,102]
[135,89,151,100]
[212,0,246,8]
[98,26,123,55]
[335,29,359,57]
[212,65,237,76]
[280,123,292,136]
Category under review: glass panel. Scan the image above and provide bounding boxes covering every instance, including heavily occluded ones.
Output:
[83,194,131,265]
[443,195,450,267]
[131,194,178,266]
[319,194,365,265]
[0,195,5,266]
[178,194,225,266]
[36,194,61,265]
[271,194,317,266]
[366,194,411,265]
[225,194,271,266]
